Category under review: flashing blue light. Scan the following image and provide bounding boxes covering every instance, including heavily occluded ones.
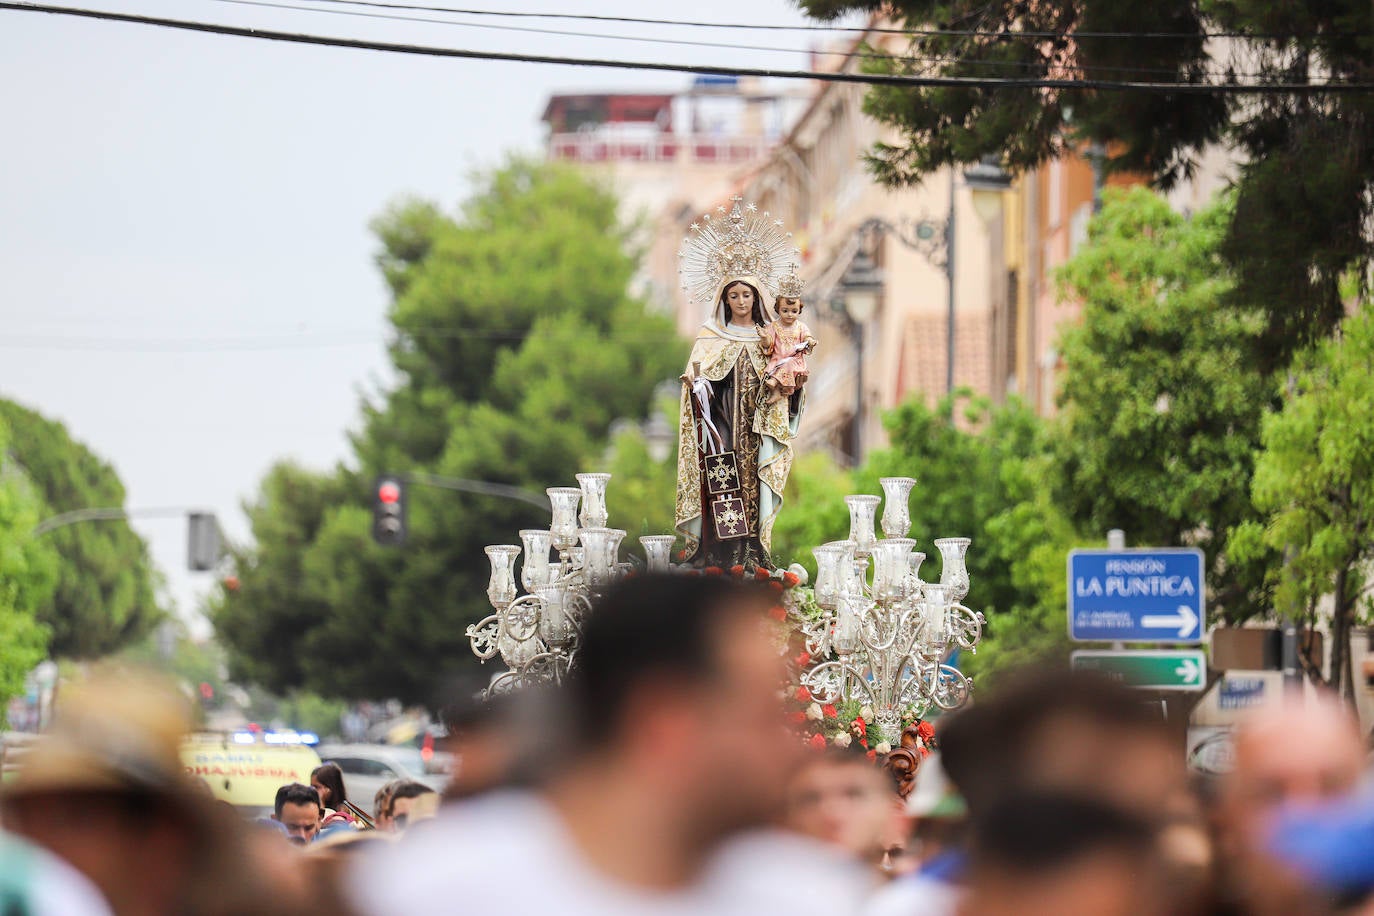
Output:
[232,732,255,745]
[299,732,319,746]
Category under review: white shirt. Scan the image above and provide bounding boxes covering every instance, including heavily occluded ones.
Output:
[348,791,870,916]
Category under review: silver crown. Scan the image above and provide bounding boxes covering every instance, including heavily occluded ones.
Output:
[678,197,800,306]
[777,263,804,299]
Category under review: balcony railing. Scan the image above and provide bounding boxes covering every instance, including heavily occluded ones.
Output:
[546,133,774,165]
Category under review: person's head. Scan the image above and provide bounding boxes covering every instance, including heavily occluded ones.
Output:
[939,667,1186,820]
[387,782,437,832]
[1216,693,1364,915]
[273,783,322,845]
[0,671,210,916]
[785,747,905,865]
[960,792,1164,916]
[372,778,404,832]
[1225,693,1364,830]
[569,573,792,843]
[774,296,804,325]
[310,762,347,811]
[717,279,770,327]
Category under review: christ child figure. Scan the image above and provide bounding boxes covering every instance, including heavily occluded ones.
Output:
[760,294,817,405]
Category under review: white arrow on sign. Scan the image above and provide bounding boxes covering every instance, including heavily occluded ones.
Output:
[1140,604,1199,639]
[1174,657,1202,685]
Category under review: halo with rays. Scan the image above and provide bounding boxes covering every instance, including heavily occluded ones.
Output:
[678,197,800,308]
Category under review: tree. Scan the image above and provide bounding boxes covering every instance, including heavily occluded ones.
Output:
[0,399,163,657]
[1231,307,1374,699]
[0,415,56,715]
[799,0,1373,367]
[1054,188,1274,624]
[213,159,686,703]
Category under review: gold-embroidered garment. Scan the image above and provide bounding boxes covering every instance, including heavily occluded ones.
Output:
[675,320,798,569]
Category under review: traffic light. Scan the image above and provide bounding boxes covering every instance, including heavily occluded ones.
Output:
[372,475,407,546]
[187,512,220,572]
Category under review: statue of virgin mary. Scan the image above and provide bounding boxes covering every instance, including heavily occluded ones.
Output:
[674,199,804,571]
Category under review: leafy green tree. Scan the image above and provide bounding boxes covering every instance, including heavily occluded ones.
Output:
[1231,307,1374,699]
[214,159,685,704]
[0,415,57,716]
[1054,188,1274,624]
[0,399,162,657]
[799,0,1373,366]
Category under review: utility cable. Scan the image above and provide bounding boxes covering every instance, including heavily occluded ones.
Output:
[3,3,1370,93]
[199,0,1274,80]
[292,0,1369,42]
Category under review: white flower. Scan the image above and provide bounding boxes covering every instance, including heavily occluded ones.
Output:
[806,703,824,721]
[859,706,874,720]
[833,732,852,748]
[874,742,892,754]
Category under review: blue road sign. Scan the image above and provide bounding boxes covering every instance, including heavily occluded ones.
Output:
[1068,548,1205,643]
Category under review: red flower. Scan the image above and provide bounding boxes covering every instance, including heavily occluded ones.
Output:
[783,571,800,588]
[860,737,869,749]
[822,704,838,719]
[767,605,787,622]
[730,565,745,577]
[788,711,806,724]
[795,686,812,702]
[768,581,784,593]
[916,721,935,742]
[754,568,772,581]
[704,566,723,576]
[794,651,811,667]
[676,550,689,561]
[852,716,867,736]
[808,734,827,750]
[866,749,877,761]
[918,746,931,758]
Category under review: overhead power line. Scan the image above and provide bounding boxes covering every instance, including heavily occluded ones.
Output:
[199,0,1277,80]
[294,0,1362,42]
[4,2,1371,93]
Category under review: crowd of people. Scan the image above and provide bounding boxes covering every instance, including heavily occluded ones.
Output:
[2,573,1373,915]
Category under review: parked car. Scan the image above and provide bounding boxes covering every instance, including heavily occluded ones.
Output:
[315,743,443,815]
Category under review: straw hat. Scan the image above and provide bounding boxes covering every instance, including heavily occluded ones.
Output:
[3,670,195,800]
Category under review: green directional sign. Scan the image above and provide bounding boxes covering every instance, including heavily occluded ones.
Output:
[1071,649,1207,691]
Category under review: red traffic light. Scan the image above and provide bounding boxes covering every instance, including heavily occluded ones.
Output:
[378,481,401,504]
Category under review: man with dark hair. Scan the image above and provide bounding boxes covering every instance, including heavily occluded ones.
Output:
[350,574,867,914]
[386,780,436,831]
[273,783,322,845]
[958,792,1164,916]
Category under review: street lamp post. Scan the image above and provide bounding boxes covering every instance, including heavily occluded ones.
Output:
[833,248,883,464]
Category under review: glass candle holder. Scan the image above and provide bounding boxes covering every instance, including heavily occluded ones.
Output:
[872,538,916,601]
[921,583,951,653]
[639,535,676,573]
[547,487,582,551]
[879,477,916,539]
[535,583,575,649]
[579,527,625,588]
[934,537,971,604]
[484,545,521,610]
[845,495,881,557]
[519,529,553,591]
[576,473,611,529]
[812,544,845,611]
[833,593,867,656]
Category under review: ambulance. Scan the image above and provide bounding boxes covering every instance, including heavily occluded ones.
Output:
[180,730,322,818]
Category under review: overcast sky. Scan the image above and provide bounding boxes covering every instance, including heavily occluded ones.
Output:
[0,0,853,633]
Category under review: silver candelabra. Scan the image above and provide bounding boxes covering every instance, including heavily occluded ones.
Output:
[466,473,675,696]
[792,477,984,744]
